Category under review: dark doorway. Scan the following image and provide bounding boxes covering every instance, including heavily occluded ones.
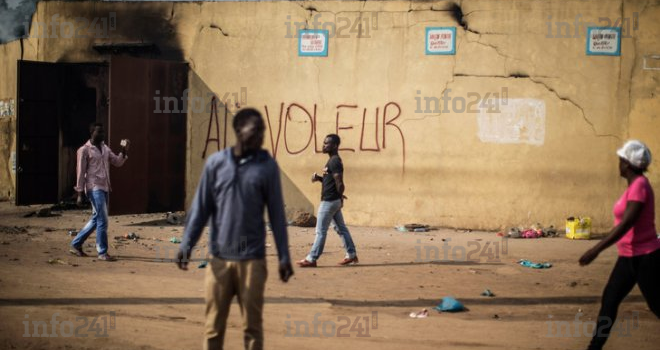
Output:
[16,57,187,215]
[17,61,107,205]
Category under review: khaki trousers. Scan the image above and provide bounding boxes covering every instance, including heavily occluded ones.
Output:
[204,257,267,350]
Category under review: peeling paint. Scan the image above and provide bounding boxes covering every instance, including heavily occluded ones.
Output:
[477,98,545,146]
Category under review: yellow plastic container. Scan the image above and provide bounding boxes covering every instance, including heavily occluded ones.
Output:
[566,217,591,239]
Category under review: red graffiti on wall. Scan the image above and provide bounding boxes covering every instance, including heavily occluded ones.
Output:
[202,97,228,159]
[263,102,406,171]
[202,100,406,171]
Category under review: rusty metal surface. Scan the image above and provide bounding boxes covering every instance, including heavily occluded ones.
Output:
[108,56,187,215]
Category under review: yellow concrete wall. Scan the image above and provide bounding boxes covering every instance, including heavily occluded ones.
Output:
[1,0,658,232]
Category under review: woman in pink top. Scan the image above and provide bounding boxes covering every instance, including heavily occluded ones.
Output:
[580,140,660,350]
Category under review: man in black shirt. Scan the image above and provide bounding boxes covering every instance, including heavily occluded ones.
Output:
[298,134,358,267]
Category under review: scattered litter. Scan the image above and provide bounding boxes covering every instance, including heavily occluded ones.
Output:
[508,224,559,239]
[481,289,495,297]
[568,281,578,287]
[435,297,467,312]
[521,229,542,238]
[126,232,139,241]
[169,237,181,244]
[395,224,430,232]
[409,309,429,318]
[265,243,272,248]
[47,258,67,265]
[519,259,552,269]
[166,212,183,225]
[198,261,208,268]
[493,314,500,319]
[566,217,591,239]
[542,226,559,237]
[67,230,76,236]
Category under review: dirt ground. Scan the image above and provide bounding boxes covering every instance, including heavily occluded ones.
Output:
[0,202,658,350]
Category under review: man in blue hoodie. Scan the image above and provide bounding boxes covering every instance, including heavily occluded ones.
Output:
[177,108,293,350]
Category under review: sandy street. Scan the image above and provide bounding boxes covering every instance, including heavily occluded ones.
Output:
[0,202,658,350]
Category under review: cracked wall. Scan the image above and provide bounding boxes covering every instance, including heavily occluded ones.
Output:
[1,0,659,232]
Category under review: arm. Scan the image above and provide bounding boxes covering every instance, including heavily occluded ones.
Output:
[267,163,293,282]
[74,147,88,205]
[108,145,128,167]
[329,157,347,200]
[332,172,345,196]
[177,160,216,270]
[579,201,644,265]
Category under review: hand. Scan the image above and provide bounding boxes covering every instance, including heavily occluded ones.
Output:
[579,248,599,266]
[120,139,130,156]
[120,139,131,151]
[76,193,84,207]
[279,261,294,282]
[176,250,189,270]
[311,172,322,183]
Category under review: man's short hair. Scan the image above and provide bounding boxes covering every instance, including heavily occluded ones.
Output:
[233,108,263,132]
[326,134,341,146]
[89,122,103,134]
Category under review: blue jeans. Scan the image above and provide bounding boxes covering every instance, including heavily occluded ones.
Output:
[71,190,109,255]
[306,199,357,262]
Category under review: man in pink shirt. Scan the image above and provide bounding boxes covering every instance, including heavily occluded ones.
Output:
[580,140,660,350]
[70,123,129,261]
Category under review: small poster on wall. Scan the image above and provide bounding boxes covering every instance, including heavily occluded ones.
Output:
[586,27,621,56]
[426,27,456,55]
[299,29,329,57]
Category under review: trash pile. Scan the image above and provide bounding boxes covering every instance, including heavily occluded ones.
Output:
[506,223,558,239]
[113,233,140,242]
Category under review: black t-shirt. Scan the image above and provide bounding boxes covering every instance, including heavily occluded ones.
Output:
[321,155,344,201]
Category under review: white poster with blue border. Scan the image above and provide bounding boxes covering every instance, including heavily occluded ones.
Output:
[299,29,328,57]
[426,27,456,55]
[586,27,621,56]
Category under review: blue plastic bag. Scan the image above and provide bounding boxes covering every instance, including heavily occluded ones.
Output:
[434,297,466,312]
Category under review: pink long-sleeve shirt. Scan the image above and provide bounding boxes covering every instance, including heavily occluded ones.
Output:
[74,141,127,193]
